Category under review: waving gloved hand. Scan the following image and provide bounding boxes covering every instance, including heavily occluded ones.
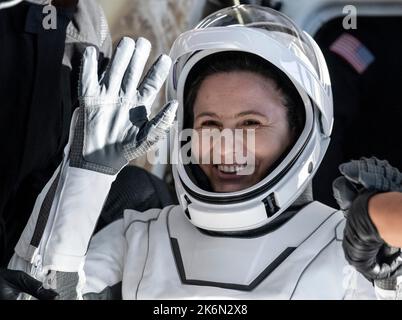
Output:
[0,269,58,300]
[332,157,402,282]
[69,36,178,175]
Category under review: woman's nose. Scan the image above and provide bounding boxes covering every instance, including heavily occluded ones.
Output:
[212,129,246,164]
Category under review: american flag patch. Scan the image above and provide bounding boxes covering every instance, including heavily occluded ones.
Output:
[330,33,375,74]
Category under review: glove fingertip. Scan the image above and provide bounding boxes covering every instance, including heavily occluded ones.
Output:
[166,99,178,115]
[155,100,178,124]
[163,101,178,125]
[159,54,172,66]
[332,176,357,211]
[119,36,136,49]
[338,163,347,174]
[84,45,96,57]
[154,54,173,77]
[136,37,152,51]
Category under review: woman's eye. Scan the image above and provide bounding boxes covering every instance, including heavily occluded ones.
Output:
[242,120,261,127]
[201,120,220,128]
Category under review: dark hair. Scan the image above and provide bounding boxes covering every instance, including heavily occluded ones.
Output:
[183,51,305,135]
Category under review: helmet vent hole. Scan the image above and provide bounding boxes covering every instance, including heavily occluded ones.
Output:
[308,162,313,174]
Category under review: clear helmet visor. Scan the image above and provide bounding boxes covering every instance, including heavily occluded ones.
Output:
[196,5,320,76]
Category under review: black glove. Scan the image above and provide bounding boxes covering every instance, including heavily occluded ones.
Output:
[342,190,402,281]
[0,269,58,300]
[333,157,402,211]
[332,157,402,282]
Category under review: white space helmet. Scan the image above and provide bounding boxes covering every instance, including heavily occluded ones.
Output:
[0,0,23,10]
[167,4,333,232]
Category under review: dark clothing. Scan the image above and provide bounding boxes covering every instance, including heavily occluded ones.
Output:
[0,0,112,266]
[313,17,402,207]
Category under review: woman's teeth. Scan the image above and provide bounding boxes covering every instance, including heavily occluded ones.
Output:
[217,164,247,173]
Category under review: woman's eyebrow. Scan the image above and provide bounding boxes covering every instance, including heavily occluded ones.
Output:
[236,111,267,118]
[195,111,220,119]
[195,110,267,120]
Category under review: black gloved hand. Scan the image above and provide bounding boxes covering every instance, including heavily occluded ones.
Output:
[332,157,402,282]
[0,269,58,300]
[342,190,402,281]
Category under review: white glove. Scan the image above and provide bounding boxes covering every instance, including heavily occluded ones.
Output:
[70,36,178,175]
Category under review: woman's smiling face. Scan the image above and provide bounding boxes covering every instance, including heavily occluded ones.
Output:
[192,71,295,193]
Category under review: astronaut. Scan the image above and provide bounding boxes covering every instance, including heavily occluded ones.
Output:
[4,5,402,300]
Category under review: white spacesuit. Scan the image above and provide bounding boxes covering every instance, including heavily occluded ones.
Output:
[9,5,385,299]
